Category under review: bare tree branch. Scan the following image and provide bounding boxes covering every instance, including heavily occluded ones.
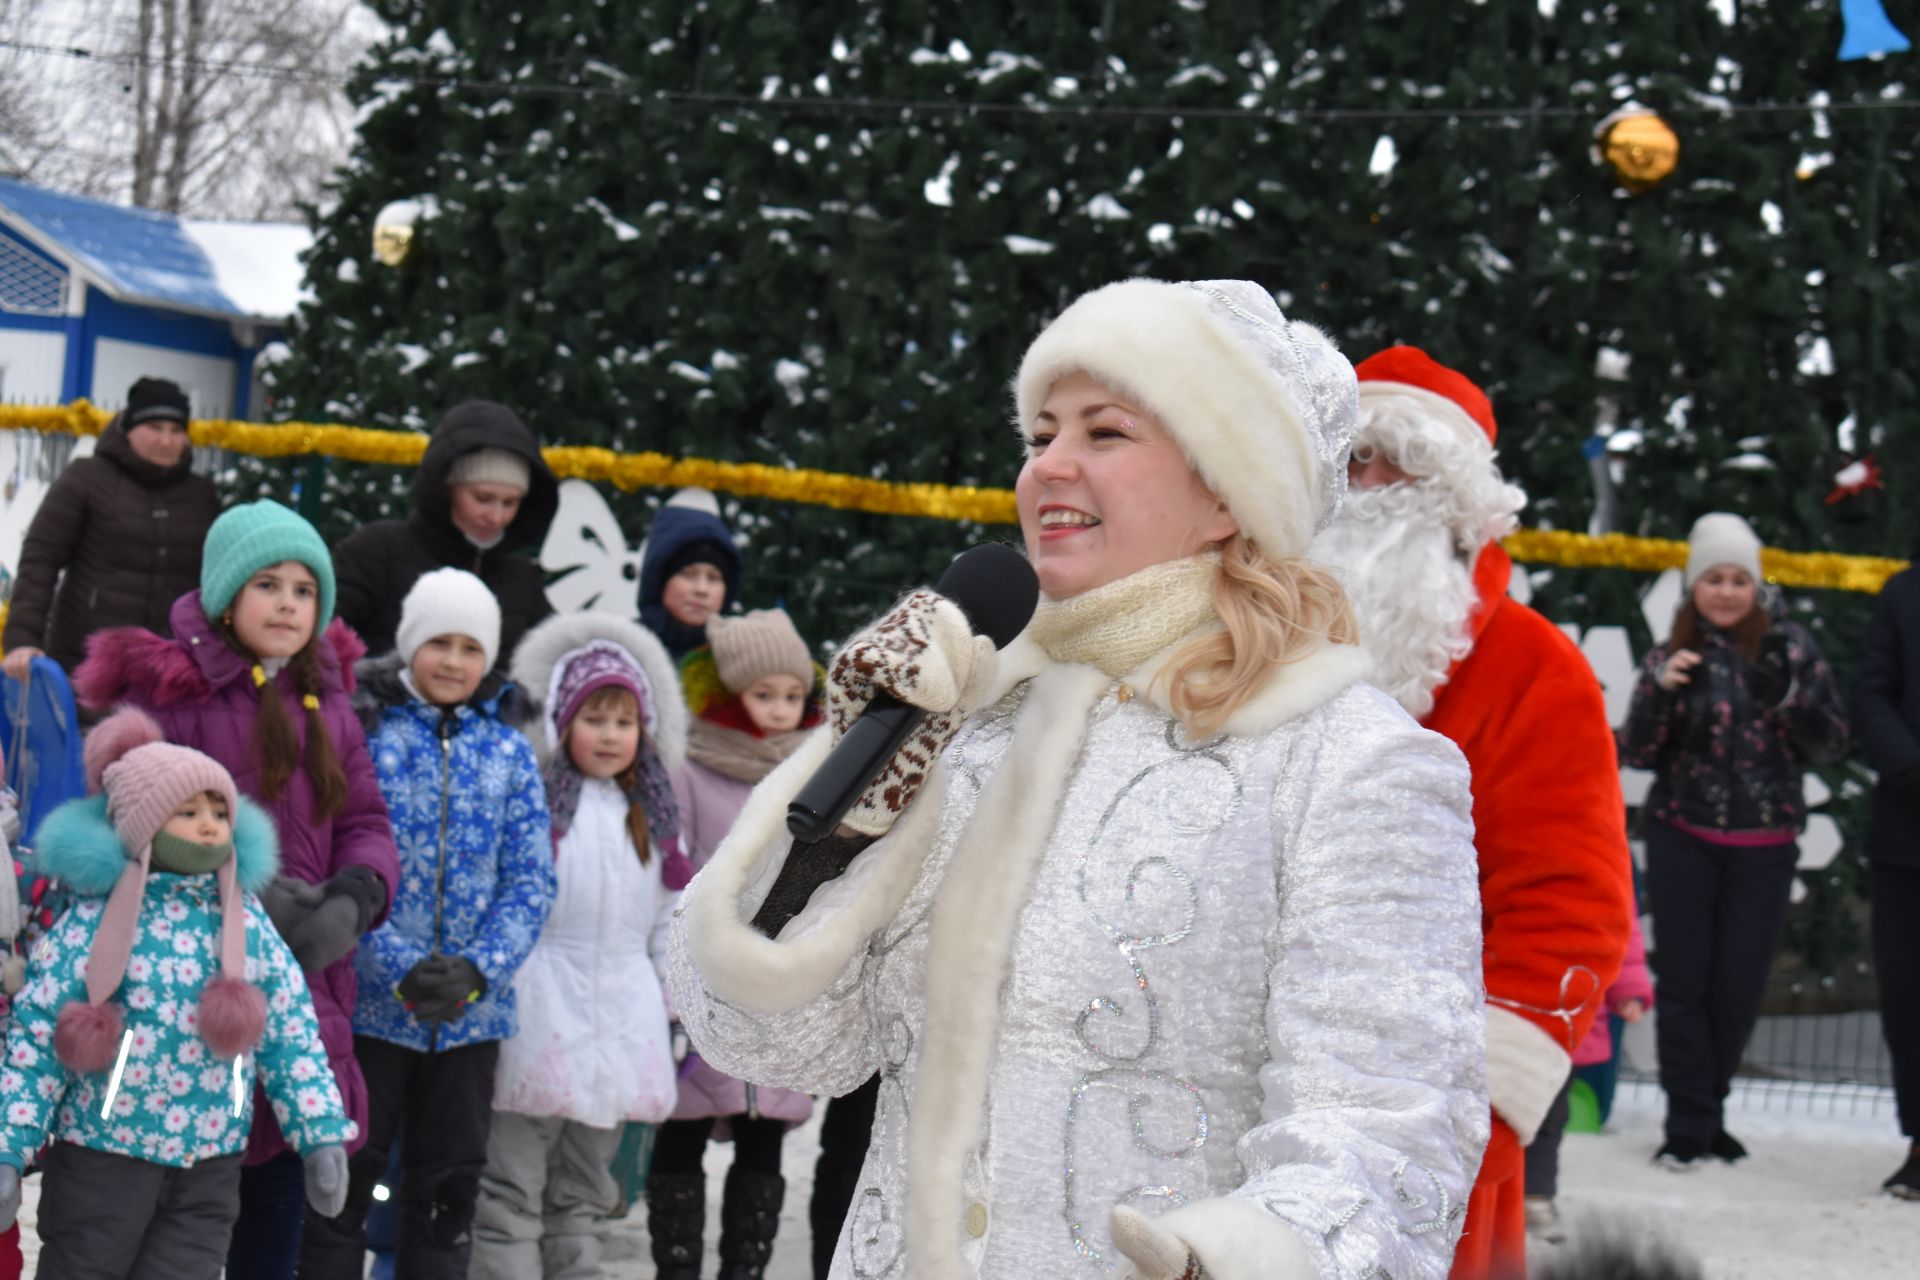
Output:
[12,0,372,218]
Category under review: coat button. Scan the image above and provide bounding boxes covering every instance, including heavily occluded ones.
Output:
[964,1202,988,1238]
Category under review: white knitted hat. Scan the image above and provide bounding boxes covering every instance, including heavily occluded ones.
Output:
[1685,513,1763,587]
[396,567,502,667]
[1014,278,1358,558]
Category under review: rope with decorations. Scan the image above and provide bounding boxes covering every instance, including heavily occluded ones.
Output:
[3,401,1906,593]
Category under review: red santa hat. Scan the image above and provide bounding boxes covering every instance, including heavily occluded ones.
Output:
[1354,345,1497,447]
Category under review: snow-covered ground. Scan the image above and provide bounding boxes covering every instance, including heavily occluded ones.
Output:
[1545,1078,1919,1278]
[13,1080,1916,1277]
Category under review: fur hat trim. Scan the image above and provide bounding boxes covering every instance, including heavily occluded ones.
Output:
[1355,345,1497,444]
[1014,278,1357,560]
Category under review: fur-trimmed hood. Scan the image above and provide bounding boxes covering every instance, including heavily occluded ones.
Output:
[509,611,688,770]
[30,791,280,897]
[75,590,367,712]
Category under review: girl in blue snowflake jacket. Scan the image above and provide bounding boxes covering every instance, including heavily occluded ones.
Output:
[0,709,352,1278]
[298,569,554,1278]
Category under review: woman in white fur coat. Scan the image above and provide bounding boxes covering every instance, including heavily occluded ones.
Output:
[666,279,1488,1280]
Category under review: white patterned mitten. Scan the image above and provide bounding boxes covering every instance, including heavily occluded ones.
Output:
[826,590,997,837]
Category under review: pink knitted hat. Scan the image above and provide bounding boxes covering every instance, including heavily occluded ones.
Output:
[53,709,266,1073]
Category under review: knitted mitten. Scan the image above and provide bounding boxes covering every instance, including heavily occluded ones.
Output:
[826,590,995,837]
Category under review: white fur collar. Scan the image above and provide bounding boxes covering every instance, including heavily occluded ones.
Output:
[907,661,1114,1279]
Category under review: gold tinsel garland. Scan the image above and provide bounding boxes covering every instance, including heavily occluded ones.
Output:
[2,403,1905,592]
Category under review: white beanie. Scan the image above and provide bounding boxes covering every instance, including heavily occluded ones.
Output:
[1014,278,1357,559]
[396,568,502,668]
[1685,513,1763,588]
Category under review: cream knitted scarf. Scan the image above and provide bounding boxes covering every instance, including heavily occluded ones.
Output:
[686,717,811,784]
[1025,552,1221,677]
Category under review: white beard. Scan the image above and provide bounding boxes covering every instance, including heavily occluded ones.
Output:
[1312,486,1481,720]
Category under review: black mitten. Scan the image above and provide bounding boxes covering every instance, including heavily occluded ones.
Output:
[1744,629,1793,707]
[400,955,486,1024]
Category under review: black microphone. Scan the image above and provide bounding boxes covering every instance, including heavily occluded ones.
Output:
[786,544,1040,842]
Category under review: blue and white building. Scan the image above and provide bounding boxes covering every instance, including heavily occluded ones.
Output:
[0,176,309,418]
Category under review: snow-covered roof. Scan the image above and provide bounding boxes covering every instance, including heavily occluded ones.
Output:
[0,176,311,323]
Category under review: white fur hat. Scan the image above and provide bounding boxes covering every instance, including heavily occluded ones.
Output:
[1014,278,1357,559]
[1685,512,1764,587]
[396,567,502,668]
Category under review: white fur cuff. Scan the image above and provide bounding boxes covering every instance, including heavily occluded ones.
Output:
[1140,1197,1318,1280]
[682,728,943,1014]
[1485,1005,1572,1144]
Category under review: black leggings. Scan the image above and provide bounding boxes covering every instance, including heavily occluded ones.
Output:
[650,1115,786,1177]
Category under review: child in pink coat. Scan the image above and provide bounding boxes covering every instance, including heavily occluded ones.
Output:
[654,610,822,1280]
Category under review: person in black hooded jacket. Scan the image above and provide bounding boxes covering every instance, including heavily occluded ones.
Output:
[332,401,559,664]
[1852,516,1920,1200]
[2,377,221,678]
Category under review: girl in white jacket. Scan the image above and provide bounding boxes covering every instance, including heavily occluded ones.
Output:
[470,613,690,1280]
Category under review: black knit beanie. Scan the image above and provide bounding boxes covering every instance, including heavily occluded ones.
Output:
[661,538,734,584]
[125,378,190,427]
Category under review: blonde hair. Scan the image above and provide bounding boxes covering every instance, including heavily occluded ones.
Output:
[1158,534,1358,738]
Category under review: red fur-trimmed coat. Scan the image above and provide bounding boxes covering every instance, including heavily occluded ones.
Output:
[74,591,398,1162]
[1426,546,1632,1138]
[1431,545,1632,1279]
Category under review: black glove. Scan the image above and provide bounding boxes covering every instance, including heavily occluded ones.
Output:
[1743,629,1793,708]
[262,867,388,972]
[1889,760,1920,803]
[399,954,486,1024]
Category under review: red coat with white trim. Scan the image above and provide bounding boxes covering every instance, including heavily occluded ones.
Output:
[1423,544,1633,1145]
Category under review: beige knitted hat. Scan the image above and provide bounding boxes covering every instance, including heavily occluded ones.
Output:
[447,447,530,492]
[707,610,813,694]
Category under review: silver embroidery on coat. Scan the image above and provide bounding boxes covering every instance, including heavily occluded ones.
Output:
[1063,716,1239,1265]
[847,1186,903,1278]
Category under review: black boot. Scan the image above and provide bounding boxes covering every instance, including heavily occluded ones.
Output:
[718,1166,786,1280]
[648,1173,707,1280]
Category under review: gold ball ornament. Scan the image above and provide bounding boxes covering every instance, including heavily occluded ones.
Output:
[371,198,426,267]
[1599,109,1680,193]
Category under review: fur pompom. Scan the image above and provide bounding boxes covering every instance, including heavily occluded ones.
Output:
[54,1000,125,1073]
[231,799,281,894]
[82,708,166,793]
[31,795,126,896]
[199,977,267,1057]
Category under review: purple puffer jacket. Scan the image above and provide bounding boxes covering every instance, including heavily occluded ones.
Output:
[668,757,813,1128]
[75,591,399,1161]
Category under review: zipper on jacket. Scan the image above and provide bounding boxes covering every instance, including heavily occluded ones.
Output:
[429,710,455,1054]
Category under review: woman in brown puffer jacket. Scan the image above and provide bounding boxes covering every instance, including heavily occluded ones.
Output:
[1,378,222,678]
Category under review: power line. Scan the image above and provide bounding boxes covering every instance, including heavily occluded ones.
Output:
[3,35,1917,126]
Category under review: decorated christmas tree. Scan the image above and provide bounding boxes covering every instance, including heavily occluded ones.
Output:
[260,2,1917,979]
